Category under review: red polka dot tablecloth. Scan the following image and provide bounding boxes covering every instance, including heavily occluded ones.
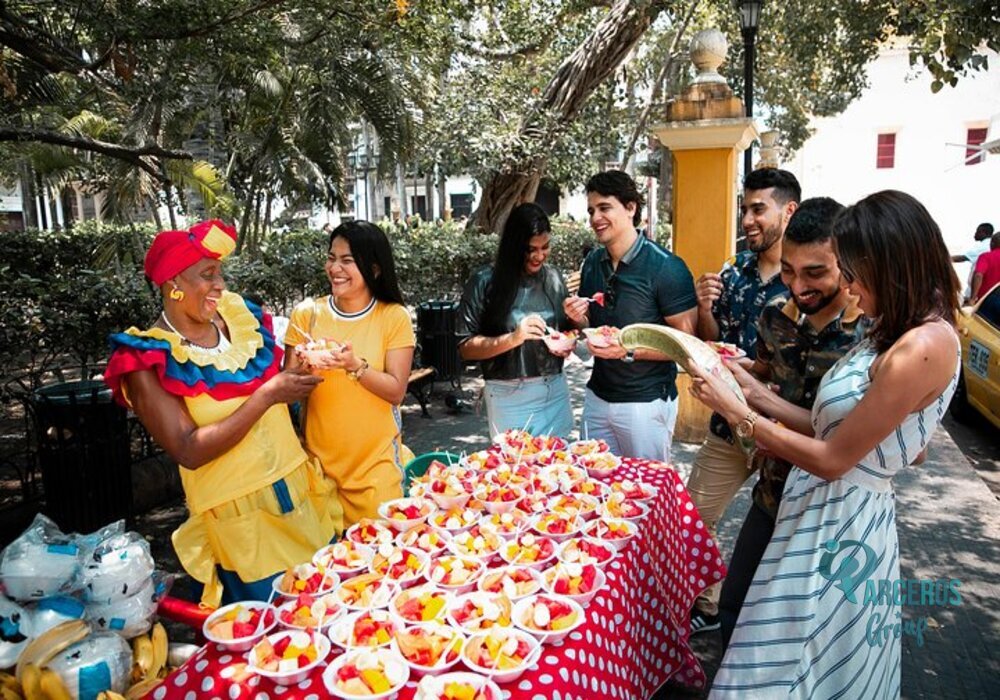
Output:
[152,459,725,700]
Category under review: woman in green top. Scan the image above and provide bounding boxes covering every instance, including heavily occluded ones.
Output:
[457,203,574,438]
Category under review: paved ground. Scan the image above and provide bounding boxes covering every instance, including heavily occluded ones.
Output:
[401,357,1000,699]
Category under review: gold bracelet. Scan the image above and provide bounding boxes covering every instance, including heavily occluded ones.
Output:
[348,358,369,381]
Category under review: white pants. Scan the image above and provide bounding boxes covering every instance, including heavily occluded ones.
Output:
[581,388,678,462]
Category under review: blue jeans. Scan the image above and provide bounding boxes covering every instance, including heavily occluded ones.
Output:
[483,374,573,439]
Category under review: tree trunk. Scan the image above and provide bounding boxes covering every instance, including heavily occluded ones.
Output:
[36,173,48,230]
[476,0,668,233]
[19,162,38,230]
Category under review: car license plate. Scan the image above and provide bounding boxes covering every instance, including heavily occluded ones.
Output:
[969,340,990,379]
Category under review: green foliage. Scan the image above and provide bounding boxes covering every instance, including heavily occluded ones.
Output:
[0,218,598,373]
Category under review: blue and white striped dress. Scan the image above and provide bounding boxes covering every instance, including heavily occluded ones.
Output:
[710,336,959,699]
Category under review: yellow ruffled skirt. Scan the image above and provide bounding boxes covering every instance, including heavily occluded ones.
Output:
[172,458,344,608]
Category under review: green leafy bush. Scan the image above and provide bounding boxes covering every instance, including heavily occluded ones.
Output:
[0,217,597,373]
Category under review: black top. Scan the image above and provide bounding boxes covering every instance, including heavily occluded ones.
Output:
[579,235,697,403]
[456,264,569,381]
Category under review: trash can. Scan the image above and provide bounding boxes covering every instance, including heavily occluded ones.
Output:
[416,301,461,383]
[32,380,132,533]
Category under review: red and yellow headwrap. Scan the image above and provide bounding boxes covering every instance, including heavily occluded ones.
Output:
[144,220,238,286]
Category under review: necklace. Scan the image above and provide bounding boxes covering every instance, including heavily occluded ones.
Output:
[160,312,229,353]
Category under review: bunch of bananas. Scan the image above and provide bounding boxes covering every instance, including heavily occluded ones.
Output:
[0,621,171,700]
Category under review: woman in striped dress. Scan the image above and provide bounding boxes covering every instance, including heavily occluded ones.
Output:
[689,190,961,698]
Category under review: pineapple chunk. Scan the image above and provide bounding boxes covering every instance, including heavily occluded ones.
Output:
[549,613,577,631]
[361,669,392,694]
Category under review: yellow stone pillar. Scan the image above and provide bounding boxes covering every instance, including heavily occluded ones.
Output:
[649,29,759,443]
[650,29,758,280]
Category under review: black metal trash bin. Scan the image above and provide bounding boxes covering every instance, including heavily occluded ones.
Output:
[32,380,132,533]
[416,301,461,382]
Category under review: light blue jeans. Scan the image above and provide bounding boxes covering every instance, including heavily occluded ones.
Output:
[483,374,574,440]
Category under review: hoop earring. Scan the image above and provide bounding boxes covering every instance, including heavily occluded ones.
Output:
[169,286,185,302]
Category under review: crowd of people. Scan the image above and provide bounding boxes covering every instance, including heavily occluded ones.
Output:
[103,167,965,698]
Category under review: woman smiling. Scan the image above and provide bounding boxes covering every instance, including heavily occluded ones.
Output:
[285,221,415,526]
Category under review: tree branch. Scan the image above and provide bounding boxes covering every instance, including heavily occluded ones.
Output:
[0,127,192,180]
[141,0,292,41]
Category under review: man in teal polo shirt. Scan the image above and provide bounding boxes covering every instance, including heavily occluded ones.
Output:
[564,170,697,462]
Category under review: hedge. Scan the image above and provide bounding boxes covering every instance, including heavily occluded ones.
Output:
[0,218,599,373]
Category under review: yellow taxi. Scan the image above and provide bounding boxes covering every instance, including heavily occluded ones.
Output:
[952,283,1000,429]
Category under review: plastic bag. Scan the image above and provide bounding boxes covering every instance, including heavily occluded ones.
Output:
[30,595,87,636]
[0,594,34,669]
[46,632,132,699]
[81,532,155,606]
[0,514,83,601]
[86,572,174,639]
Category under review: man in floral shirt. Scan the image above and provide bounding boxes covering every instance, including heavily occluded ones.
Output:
[688,168,800,634]
[716,197,868,647]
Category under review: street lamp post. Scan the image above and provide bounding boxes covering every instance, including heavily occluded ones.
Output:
[737,0,762,177]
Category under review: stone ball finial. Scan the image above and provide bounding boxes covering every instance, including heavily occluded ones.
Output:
[690,29,728,85]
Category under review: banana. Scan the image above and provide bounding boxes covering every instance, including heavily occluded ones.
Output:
[0,687,23,700]
[15,621,90,684]
[38,670,71,700]
[18,665,40,700]
[125,679,162,700]
[97,692,128,700]
[0,673,20,694]
[149,623,168,679]
[131,634,153,682]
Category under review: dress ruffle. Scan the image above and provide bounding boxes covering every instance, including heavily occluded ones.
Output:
[104,292,282,405]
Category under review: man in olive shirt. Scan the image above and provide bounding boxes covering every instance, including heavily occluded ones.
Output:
[564,171,697,462]
[716,197,869,647]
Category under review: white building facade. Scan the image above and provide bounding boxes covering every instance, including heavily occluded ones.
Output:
[783,44,1000,273]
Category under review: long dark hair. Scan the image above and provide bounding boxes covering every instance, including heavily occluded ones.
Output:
[481,203,551,335]
[328,221,405,305]
[832,190,959,352]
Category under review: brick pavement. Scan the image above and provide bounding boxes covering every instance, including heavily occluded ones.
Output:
[400,358,1000,699]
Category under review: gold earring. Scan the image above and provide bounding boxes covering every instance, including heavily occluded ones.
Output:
[169,286,185,301]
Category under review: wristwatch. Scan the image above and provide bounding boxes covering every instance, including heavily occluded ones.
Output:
[622,349,636,364]
[734,410,759,439]
[347,358,370,381]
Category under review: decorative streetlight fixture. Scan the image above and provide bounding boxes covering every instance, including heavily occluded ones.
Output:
[736,0,762,176]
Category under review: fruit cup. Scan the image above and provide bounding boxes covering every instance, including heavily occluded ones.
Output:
[391,623,465,677]
[202,601,277,652]
[461,627,541,685]
[248,629,330,685]
[378,497,436,533]
[413,671,502,700]
[322,647,410,700]
[541,562,606,608]
[512,594,585,645]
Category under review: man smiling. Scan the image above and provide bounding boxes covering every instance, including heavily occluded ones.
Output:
[564,170,697,462]
[688,168,800,634]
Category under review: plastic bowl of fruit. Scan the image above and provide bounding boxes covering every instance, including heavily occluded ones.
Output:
[609,479,659,505]
[391,622,465,678]
[277,591,346,631]
[448,528,502,562]
[345,518,396,548]
[541,562,606,608]
[425,475,472,511]
[478,485,525,516]
[477,566,543,601]
[547,492,600,522]
[334,573,399,613]
[512,593,585,645]
[530,512,583,543]
[542,329,578,355]
[396,523,452,557]
[413,671,502,700]
[582,325,620,349]
[576,451,621,479]
[322,647,410,700]
[313,540,374,580]
[248,629,330,685]
[379,497,436,533]
[389,584,452,627]
[271,562,339,601]
[582,517,638,552]
[430,506,480,536]
[557,537,616,570]
[479,511,528,541]
[446,591,513,633]
[426,555,485,595]
[498,533,556,571]
[298,338,344,366]
[369,545,429,589]
[203,601,277,652]
[328,610,399,652]
[597,493,649,522]
[568,439,611,457]
[461,627,541,685]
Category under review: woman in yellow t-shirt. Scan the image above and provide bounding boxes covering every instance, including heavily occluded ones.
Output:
[285,221,416,525]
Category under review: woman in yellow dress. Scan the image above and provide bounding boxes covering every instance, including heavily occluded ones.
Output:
[284,221,416,526]
[104,220,343,607]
